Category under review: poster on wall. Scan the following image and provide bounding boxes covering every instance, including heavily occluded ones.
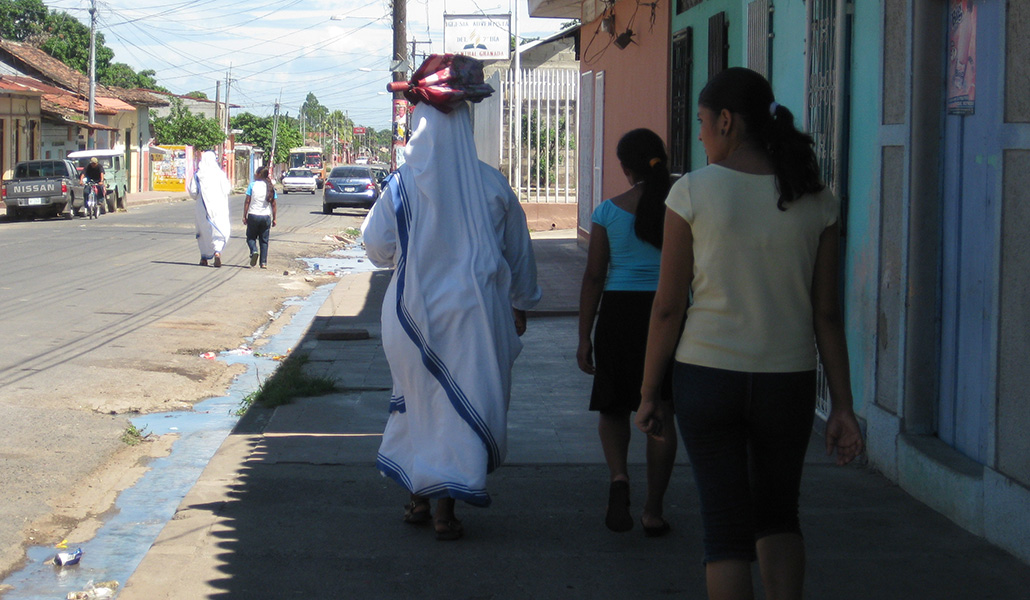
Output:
[152,145,192,191]
[946,0,976,115]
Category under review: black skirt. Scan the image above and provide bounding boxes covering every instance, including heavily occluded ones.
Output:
[589,290,673,413]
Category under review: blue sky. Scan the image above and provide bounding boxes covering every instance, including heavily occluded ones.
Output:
[45,0,571,130]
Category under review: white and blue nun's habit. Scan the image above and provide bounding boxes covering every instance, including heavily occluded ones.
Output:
[188,151,232,261]
[361,101,541,507]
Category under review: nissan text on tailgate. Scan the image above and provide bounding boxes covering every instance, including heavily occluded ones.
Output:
[2,159,79,220]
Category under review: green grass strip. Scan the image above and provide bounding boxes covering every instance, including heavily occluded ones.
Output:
[236,353,336,415]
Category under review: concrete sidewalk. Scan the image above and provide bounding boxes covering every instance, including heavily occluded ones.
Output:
[122,191,191,209]
[118,231,1030,599]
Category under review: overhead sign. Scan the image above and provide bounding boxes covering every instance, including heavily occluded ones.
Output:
[353,126,367,135]
[443,14,511,61]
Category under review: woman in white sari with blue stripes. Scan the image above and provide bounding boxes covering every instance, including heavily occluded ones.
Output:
[362,55,541,541]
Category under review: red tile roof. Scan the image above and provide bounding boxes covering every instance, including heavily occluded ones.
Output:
[0,39,168,107]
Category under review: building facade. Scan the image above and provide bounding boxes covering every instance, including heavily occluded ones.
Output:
[530,0,1030,563]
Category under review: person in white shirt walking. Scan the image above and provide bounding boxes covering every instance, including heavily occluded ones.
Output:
[243,167,277,268]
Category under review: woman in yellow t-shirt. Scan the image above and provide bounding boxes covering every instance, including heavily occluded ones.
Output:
[637,67,864,600]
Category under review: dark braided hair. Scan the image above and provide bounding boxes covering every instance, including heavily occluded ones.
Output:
[616,128,670,249]
[698,67,824,210]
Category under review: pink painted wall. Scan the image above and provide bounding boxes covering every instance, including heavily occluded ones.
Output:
[581,0,670,203]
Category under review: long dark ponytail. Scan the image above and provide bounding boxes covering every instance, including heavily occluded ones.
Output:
[698,67,824,210]
[616,128,670,249]
[256,166,275,203]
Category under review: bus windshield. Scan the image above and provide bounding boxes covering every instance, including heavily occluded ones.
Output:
[289,152,322,170]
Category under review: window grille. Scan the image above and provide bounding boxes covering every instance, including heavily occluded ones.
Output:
[806,0,852,418]
[670,28,693,175]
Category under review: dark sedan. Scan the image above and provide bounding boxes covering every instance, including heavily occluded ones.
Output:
[323,165,380,213]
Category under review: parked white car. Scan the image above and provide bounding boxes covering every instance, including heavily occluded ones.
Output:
[281,168,317,194]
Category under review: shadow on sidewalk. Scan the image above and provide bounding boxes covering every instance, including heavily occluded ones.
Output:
[124,238,1030,599]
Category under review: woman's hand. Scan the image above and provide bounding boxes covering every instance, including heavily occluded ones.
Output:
[825,407,864,466]
[634,392,666,440]
[576,339,594,375]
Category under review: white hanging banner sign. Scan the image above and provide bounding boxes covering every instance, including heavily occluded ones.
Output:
[443,14,511,61]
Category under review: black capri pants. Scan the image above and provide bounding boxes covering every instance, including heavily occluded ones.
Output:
[673,362,816,564]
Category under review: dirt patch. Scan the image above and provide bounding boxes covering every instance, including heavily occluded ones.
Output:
[0,207,365,582]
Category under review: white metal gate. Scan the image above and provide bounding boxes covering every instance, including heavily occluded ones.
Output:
[499,68,579,203]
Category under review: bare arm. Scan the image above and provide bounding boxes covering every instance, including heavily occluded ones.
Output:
[635,209,692,438]
[576,225,610,374]
[270,195,277,227]
[242,195,251,225]
[812,223,864,465]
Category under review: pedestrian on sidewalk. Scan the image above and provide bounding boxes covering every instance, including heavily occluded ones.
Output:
[188,151,231,267]
[577,128,677,536]
[636,67,865,600]
[362,54,541,541]
[243,166,277,269]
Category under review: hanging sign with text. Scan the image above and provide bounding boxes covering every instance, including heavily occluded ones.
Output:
[443,14,511,61]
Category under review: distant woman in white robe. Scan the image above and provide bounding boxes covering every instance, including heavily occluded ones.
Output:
[362,55,541,541]
[188,150,231,267]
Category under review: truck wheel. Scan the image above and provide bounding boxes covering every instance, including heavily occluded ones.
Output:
[6,206,19,220]
[106,191,117,214]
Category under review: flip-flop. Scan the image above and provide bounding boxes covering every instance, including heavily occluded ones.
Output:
[403,499,431,525]
[434,518,464,541]
[605,480,633,532]
[641,516,671,537]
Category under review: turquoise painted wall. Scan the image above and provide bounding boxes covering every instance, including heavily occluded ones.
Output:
[670,0,745,171]
[768,0,808,112]
[841,1,882,417]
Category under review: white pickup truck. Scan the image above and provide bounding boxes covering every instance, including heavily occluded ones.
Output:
[2,159,79,220]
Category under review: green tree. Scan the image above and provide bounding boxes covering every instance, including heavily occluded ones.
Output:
[101,63,167,91]
[184,91,208,100]
[0,0,47,42]
[1,0,166,91]
[300,92,329,142]
[273,121,303,165]
[39,11,114,78]
[152,98,225,150]
[231,112,300,165]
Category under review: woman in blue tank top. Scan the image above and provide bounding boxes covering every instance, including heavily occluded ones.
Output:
[577,128,677,536]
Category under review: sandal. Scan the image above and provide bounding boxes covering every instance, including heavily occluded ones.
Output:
[402,498,431,525]
[641,515,671,537]
[605,480,633,532]
[434,517,464,541]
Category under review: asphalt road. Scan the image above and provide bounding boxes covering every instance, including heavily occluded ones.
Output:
[0,190,368,581]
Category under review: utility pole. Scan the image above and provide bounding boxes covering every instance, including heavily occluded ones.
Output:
[87,0,97,147]
[224,67,233,136]
[391,0,408,170]
[409,38,431,71]
[214,80,221,162]
[223,67,233,177]
[270,98,281,177]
